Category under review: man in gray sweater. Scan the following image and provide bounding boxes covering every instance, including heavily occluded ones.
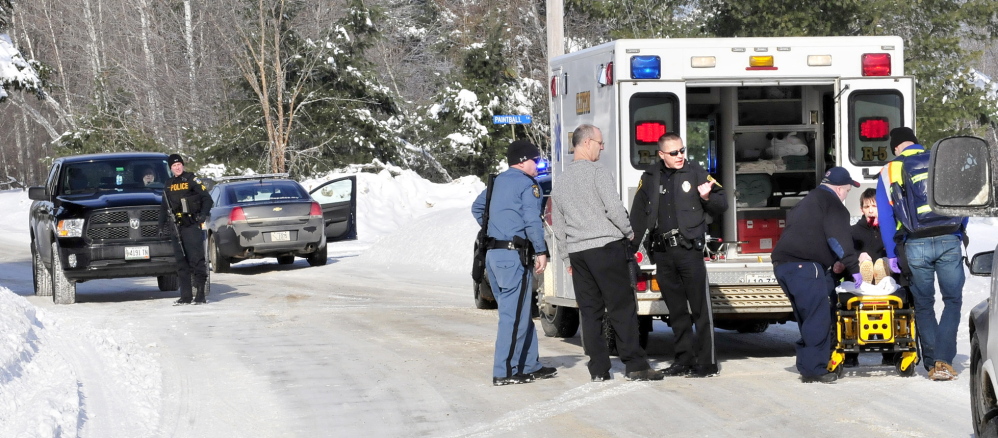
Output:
[552,124,664,382]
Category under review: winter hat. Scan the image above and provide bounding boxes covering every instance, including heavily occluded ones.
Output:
[168,154,184,166]
[506,140,541,165]
[822,167,860,187]
[889,127,918,149]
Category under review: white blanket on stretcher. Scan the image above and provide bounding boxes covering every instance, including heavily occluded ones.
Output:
[835,277,901,295]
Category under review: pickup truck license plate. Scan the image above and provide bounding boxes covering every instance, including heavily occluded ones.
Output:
[125,246,150,260]
[271,231,291,242]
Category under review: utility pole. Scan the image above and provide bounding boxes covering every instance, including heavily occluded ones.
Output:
[546,0,564,60]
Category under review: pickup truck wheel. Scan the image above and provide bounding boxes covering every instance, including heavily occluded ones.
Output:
[209,235,230,273]
[474,278,497,310]
[157,274,179,291]
[51,242,76,304]
[277,255,295,265]
[539,302,579,338]
[32,244,53,296]
[306,244,328,267]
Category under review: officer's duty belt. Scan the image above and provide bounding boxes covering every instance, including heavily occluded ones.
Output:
[489,240,523,250]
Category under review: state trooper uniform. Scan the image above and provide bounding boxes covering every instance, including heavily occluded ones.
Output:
[471,140,557,386]
[161,153,213,305]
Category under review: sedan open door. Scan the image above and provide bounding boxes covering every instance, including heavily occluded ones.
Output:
[309,176,358,242]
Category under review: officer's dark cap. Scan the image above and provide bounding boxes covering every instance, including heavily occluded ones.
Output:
[168,154,184,166]
[506,140,540,166]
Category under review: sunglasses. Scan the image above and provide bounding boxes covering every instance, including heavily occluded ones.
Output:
[660,147,686,157]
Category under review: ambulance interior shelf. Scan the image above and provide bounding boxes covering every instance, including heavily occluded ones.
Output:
[733,130,817,211]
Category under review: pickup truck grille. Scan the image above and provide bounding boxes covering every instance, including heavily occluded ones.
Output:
[86,207,163,242]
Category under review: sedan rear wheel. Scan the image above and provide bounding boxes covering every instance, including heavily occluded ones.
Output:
[306,245,328,267]
[209,235,230,273]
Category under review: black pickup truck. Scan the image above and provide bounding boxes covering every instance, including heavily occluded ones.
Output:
[28,152,179,304]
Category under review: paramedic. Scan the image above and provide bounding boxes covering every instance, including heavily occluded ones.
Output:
[772,167,863,383]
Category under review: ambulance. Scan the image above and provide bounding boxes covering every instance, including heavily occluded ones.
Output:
[539,36,913,344]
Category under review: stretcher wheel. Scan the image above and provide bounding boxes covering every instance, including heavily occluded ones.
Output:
[834,362,845,379]
[895,355,917,377]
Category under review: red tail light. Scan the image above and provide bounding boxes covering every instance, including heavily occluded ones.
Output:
[635,274,648,292]
[309,201,322,218]
[229,206,247,224]
[862,53,891,76]
[550,76,558,97]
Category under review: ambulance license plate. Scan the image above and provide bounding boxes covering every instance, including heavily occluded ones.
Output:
[125,246,150,260]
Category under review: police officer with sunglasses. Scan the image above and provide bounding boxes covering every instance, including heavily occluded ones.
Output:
[630,133,728,377]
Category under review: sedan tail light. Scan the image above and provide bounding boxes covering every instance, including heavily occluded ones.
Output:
[309,202,322,218]
[229,206,247,224]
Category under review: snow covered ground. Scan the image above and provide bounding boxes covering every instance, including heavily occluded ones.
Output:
[0,169,994,437]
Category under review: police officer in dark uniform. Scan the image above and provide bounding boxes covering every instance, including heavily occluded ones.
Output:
[471,140,557,386]
[630,133,727,378]
[161,153,213,305]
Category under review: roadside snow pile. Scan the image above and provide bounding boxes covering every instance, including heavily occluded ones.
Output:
[304,168,485,243]
[0,288,162,436]
[0,288,79,436]
[332,170,484,275]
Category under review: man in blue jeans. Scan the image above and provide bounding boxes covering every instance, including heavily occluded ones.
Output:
[876,127,969,381]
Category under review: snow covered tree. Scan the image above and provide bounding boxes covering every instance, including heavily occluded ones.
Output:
[0,33,42,102]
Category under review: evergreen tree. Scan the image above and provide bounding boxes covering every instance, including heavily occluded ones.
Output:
[421,21,542,179]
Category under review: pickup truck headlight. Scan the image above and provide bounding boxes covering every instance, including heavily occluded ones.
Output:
[57,219,85,238]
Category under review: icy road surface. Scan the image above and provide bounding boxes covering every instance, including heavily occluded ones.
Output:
[0,184,986,437]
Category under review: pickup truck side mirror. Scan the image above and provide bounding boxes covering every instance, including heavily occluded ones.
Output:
[969,251,995,277]
[928,135,996,216]
[28,186,47,201]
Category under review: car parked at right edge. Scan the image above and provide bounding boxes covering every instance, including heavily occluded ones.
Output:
[925,135,998,437]
[206,174,357,272]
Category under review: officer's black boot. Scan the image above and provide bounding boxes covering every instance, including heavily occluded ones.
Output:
[194,284,206,305]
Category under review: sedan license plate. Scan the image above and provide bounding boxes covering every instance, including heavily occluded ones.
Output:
[125,246,150,260]
[271,231,291,242]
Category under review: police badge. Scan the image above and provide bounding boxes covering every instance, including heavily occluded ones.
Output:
[532,185,540,198]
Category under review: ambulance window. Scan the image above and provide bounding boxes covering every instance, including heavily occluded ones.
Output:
[848,91,903,166]
[629,93,679,169]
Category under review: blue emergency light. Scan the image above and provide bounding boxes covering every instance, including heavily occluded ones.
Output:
[630,56,661,79]
[536,158,549,173]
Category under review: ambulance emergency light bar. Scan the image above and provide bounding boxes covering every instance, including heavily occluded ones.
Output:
[628,50,892,78]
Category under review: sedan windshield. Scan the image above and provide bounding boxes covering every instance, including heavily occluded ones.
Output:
[226,181,308,203]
